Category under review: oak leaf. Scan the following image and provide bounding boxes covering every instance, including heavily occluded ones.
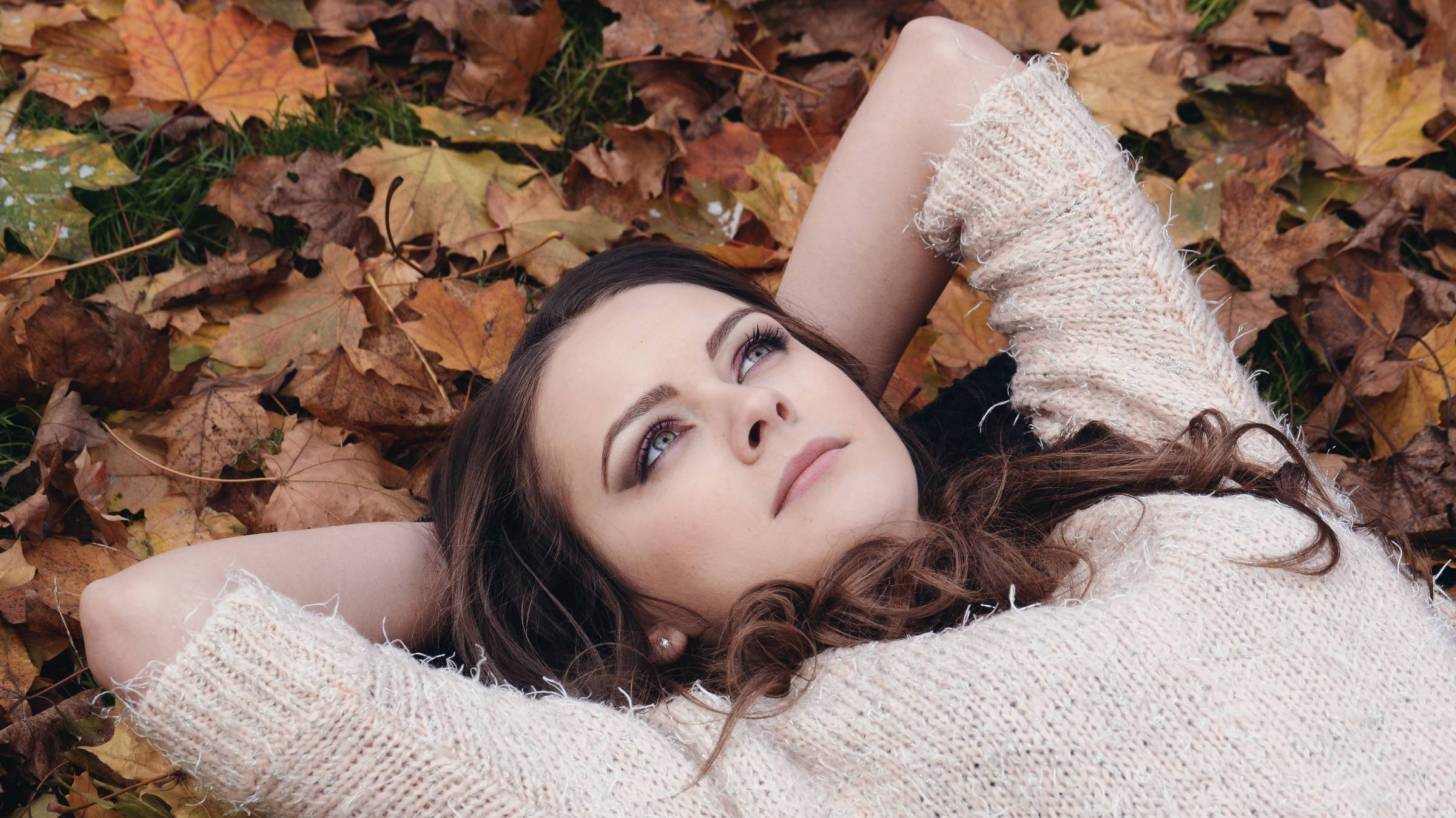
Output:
[259,416,423,531]
[1285,37,1445,168]
[209,244,368,373]
[400,277,526,380]
[0,128,138,260]
[344,138,536,260]
[114,0,332,126]
[486,176,626,285]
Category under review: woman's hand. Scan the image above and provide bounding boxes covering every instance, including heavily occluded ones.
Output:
[774,17,1022,401]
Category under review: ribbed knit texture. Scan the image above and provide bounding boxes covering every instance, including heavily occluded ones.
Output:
[98,54,1456,817]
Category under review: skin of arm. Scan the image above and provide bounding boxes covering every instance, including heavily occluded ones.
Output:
[80,18,1023,704]
[775,16,1021,401]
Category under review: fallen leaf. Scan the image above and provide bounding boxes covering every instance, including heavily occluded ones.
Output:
[926,276,1006,372]
[136,381,271,508]
[22,20,131,108]
[1067,0,1198,46]
[202,154,288,232]
[344,138,536,261]
[600,0,735,59]
[571,121,678,198]
[0,3,86,50]
[209,244,368,373]
[1219,177,1350,295]
[115,0,332,125]
[259,416,423,531]
[1197,270,1286,356]
[1065,43,1186,138]
[937,0,1071,53]
[287,346,457,438]
[0,128,139,260]
[1367,316,1456,458]
[680,121,765,191]
[399,277,526,379]
[261,150,373,259]
[445,0,564,108]
[732,149,814,249]
[1285,37,1445,168]
[486,176,626,285]
[409,104,563,149]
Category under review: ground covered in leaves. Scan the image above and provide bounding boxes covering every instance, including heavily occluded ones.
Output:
[0,0,1453,813]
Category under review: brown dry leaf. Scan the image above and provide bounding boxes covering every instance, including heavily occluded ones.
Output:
[1197,270,1286,356]
[1067,0,1198,46]
[344,139,537,261]
[148,248,289,311]
[115,0,332,125]
[446,0,564,108]
[22,20,131,108]
[202,154,287,232]
[600,0,735,59]
[926,276,1006,372]
[261,149,373,259]
[358,253,422,326]
[82,426,172,514]
[399,278,526,380]
[83,263,194,331]
[0,542,38,593]
[1285,37,1445,169]
[754,0,890,58]
[1,379,106,492]
[136,380,271,508]
[288,346,457,438]
[680,121,765,191]
[312,0,395,37]
[0,537,135,626]
[1349,168,1456,250]
[1219,177,1350,296]
[571,121,678,199]
[485,176,626,285]
[15,290,199,411]
[1367,317,1456,458]
[0,620,37,712]
[937,0,1071,53]
[0,3,86,50]
[1336,424,1456,534]
[210,244,369,373]
[732,149,814,249]
[259,416,423,531]
[1064,43,1186,138]
[0,689,101,781]
[882,325,942,416]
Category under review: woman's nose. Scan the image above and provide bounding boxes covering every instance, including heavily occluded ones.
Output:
[733,387,793,461]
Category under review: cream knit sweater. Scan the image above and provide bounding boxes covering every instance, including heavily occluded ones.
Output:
[101,55,1456,817]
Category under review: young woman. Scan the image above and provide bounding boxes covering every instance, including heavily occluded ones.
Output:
[80,18,1456,817]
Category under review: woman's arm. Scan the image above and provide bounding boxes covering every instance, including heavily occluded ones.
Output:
[80,521,446,699]
[775,17,1020,401]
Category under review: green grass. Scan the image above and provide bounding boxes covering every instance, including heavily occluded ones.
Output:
[0,403,40,511]
[520,0,635,169]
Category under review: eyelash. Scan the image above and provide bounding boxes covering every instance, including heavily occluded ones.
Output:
[634,324,788,483]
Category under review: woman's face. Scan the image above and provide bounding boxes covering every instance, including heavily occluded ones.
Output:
[531,283,922,640]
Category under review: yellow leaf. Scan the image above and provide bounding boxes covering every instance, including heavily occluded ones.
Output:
[114,0,331,126]
[0,541,37,592]
[733,149,814,249]
[81,720,175,781]
[344,139,536,260]
[1285,37,1445,167]
[485,176,626,285]
[927,276,1005,372]
[23,20,131,107]
[1367,318,1456,458]
[408,104,563,150]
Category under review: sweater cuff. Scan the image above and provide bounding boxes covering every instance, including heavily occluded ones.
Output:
[912,53,1133,261]
[98,568,369,813]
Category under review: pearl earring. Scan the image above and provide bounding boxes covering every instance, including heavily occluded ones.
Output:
[658,636,672,652]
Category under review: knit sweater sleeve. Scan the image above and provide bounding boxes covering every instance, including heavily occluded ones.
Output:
[911,53,1296,470]
[101,567,753,817]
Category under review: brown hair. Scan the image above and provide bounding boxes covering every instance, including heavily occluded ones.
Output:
[425,242,1438,785]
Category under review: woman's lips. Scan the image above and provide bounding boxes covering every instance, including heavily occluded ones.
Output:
[773,442,846,516]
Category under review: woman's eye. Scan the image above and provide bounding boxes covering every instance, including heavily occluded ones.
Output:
[638,420,680,481]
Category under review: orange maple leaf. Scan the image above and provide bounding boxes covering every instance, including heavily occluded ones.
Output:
[114,0,331,126]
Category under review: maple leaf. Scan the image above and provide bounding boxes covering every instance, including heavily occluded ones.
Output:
[209,244,368,373]
[680,121,765,191]
[600,0,734,59]
[260,149,373,259]
[486,176,626,285]
[446,0,564,108]
[1219,177,1350,296]
[1064,43,1185,138]
[1366,317,1456,458]
[937,0,1071,53]
[1285,37,1445,168]
[408,104,563,149]
[203,154,287,232]
[732,149,814,249]
[136,380,271,508]
[288,346,458,438]
[114,0,332,126]
[344,138,537,261]
[1196,269,1285,356]
[23,20,131,108]
[81,426,172,514]
[400,277,526,380]
[0,128,138,260]
[0,3,85,50]
[259,416,423,531]
[571,121,678,198]
[926,276,1006,372]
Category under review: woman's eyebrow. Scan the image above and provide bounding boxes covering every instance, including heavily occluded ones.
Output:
[599,306,761,490]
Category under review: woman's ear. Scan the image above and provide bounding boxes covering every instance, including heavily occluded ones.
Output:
[646,623,689,664]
